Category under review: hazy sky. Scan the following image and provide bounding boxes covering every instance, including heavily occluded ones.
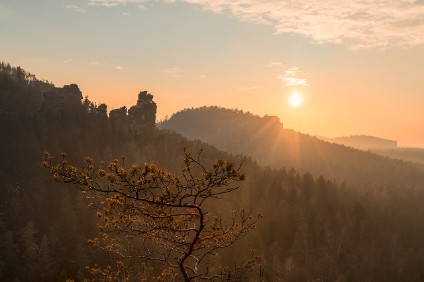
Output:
[1,0,424,146]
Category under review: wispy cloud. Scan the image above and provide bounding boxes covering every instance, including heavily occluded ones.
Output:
[185,0,424,48]
[62,59,124,71]
[88,0,424,49]
[277,67,308,87]
[183,0,424,49]
[265,61,283,68]
[162,67,185,78]
[268,61,282,66]
[88,0,146,7]
[64,5,86,13]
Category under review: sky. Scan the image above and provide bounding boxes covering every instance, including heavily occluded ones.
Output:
[1,0,424,147]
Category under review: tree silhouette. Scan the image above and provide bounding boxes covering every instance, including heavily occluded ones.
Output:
[43,150,262,281]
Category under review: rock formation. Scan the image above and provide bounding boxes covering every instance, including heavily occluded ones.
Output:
[128,91,157,126]
[40,86,156,131]
[95,103,108,119]
[109,106,127,122]
[42,84,83,113]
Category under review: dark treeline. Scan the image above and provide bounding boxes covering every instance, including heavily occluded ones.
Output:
[1,65,424,281]
[0,64,228,280]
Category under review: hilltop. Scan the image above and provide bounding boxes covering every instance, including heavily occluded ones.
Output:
[160,107,424,190]
[322,135,397,150]
[320,134,424,165]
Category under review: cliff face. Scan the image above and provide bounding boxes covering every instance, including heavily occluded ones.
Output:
[128,91,157,125]
[110,106,128,122]
[13,79,158,129]
[1,63,157,127]
[110,91,157,130]
[42,84,83,113]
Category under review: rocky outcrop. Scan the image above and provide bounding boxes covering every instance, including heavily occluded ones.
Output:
[97,103,108,119]
[128,91,157,126]
[29,80,54,93]
[42,84,83,113]
[109,106,127,122]
[40,86,156,131]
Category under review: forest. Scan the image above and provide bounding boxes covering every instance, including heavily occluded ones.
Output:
[1,63,424,281]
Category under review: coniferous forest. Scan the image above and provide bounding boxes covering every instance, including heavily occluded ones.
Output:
[2,63,424,281]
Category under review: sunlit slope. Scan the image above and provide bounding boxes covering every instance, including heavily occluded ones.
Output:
[160,107,424,189]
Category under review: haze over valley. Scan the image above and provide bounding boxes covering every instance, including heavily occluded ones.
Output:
[1,0,424,281]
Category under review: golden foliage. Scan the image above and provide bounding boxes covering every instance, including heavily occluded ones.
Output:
[43,150,261,281]
[85,261,129,282]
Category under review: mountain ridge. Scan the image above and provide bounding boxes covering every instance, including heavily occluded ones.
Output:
[160,106,424,190]
[321,134,398,150]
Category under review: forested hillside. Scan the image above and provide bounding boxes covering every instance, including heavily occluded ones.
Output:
[160,107,424,190]
[372,148,424,165]
[2,64,424,281]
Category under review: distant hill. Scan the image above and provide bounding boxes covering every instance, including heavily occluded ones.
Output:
[324,135,397,150]
[160,107,424,190]
[320,135,424,165]
[372,148,424,165]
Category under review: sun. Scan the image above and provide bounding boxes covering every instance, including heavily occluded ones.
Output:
[289,92,303,108]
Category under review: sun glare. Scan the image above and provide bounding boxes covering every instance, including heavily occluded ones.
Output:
[289,92,303,108]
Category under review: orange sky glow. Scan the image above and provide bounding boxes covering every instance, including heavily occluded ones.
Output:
[1,0,424,147]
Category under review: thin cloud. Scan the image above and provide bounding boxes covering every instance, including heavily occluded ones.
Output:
[88,0,424,49]
[64,5,86,13]
[268,61,282,66]
[265,61,283,68]
[180,0,424,49]
[63,59,123,70]
[277,67,308,87]
[162,67,185,78]
[88,0,146,7]
[282,77,308,87]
